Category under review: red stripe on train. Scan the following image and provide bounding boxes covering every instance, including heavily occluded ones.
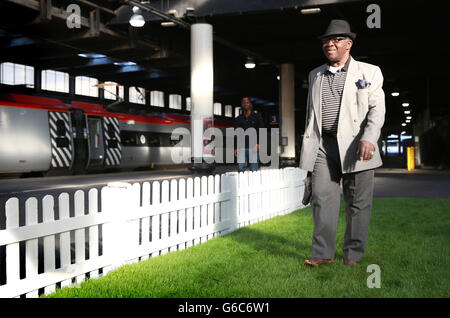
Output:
[0,100,71,113]
[0,93,235,128]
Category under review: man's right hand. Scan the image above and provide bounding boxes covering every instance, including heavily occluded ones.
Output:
[357,140,375,161]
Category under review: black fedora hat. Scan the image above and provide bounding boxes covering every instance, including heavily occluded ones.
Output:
[318,19,356,40]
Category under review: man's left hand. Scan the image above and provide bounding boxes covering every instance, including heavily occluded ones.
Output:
[357,140,375,161]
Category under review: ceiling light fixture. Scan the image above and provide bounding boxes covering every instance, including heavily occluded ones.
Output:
[78,53,106,58]
[114,61,137,66]
[161,22,176,27]
[162,9,178,27]
[406,116,412,120]
[402,123,407,126]
[245,57,256,69]
[404,110,411,114]
[402,102,410,107]
[391,92,400,97]
[300,8,321,14]
[130,6,145,27]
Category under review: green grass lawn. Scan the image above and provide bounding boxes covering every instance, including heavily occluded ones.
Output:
[45,198,450,298]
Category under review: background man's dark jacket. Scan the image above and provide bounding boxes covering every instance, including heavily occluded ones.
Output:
[234,111,265,150]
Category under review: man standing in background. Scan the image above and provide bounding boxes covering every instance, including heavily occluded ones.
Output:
[234,97,265,172]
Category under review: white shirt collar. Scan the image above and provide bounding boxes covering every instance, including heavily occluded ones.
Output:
[328,64,345,74]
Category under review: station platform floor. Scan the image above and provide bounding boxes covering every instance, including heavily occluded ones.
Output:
[0,166,448,202]
[0,165,236,201]
[373,167,450,198]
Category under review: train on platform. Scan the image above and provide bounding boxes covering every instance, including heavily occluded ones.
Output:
[0,93,236,176]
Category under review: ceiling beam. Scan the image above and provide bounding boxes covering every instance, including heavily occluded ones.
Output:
[126,0,279,68]
[127,0,360,20]
[5,0,160,49]
[75,0,116,15]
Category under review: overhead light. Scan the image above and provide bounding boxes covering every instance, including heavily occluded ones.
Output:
[186,7,195,14]
[404,110,411,114]
[161,9,178,26]
[402,123,407,126]
[130,6,145,27]
[406,119,411,123]
[168,9,178,17]
[114,61,136,66]
[161,21,176,27]
[402,102,409,107]
[277,75,280,80]
[78,53,106,58]
[245,57,255,69]
[406,116,412,120]
[391,92,400,97]
[401,131,406,135]
[300,8,321,14]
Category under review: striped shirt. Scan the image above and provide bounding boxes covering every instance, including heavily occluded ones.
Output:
[321,57,350,135]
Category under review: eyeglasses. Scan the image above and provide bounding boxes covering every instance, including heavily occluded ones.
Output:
[321,37,348,45]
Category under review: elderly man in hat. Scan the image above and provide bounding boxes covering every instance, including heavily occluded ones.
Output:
[299,20,385,266]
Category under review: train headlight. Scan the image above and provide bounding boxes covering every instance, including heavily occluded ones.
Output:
[139,134,146,145]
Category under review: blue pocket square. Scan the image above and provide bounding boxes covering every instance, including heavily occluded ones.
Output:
[356,79,371,89]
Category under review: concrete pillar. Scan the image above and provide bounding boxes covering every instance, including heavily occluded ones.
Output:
[34,67,41,92]
[69,73,75,96]
[189,23,214,171]
[279,63,296,166]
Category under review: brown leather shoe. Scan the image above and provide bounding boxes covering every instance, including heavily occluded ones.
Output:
[344,260,358,267]
[304,258,334,267]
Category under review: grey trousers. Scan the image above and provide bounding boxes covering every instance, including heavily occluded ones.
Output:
[311,133,375,262]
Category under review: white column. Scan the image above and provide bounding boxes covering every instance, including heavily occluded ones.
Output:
[190,23,214,164]
[279,63,296,162]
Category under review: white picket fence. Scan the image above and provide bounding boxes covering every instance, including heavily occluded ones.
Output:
[0,167,307,298]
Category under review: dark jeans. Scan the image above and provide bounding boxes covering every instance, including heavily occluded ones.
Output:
[237,147,259,172]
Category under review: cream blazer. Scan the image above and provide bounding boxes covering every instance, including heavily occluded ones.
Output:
[299,56,386,173]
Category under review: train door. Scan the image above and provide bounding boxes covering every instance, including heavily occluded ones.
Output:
[86,116,105,168]
[71,108,89,173]
[48,111,73,169]
[102,116,122,167]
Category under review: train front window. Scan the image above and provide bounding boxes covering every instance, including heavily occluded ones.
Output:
[169,135,183,146]
[148,135,159,147]
[108,123,115,139]
[54,119,70,147]
[55,137,69,148]
[120,131,180,147]
[120,131,137,146]
[56,120,66,137]
[107,123,118,148]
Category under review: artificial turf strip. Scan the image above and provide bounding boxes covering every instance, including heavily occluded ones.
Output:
[45,198,450,298]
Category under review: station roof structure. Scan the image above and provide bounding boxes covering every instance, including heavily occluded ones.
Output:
[0,0,448,133]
